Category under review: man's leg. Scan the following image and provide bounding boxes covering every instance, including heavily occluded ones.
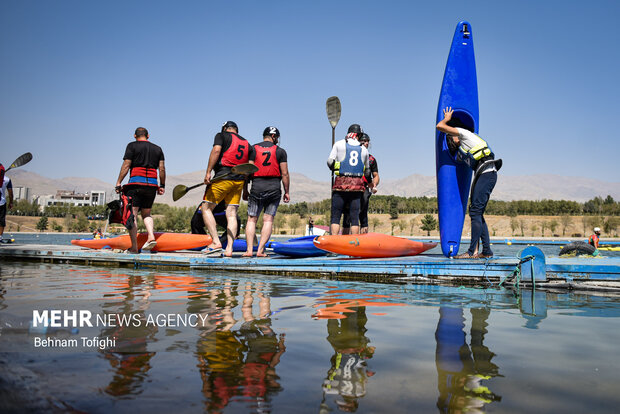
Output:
[128,205,140,253]
[257,214,274,257]
[223,204,239,257]
[0,204,5,240]
[359,190,371,234]
[141,208,155,242]
[468,172,497,256]
[244,215,258,257]
[330,192,345,235]
[202,202,223,249]
[348,193,362,235]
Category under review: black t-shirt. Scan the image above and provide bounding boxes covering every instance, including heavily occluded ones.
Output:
[123,141,165,168]
[365,154,378,184]
[249,142,287,198]
[212,132,256,181]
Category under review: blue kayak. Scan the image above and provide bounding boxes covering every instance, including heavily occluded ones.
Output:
[270,235,327,257]
[435,21,479,257]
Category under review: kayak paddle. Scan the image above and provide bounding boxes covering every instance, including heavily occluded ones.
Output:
[172,163,258,202]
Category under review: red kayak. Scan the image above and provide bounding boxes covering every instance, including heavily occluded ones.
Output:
[313,233,437,258]
[71,232,212,252]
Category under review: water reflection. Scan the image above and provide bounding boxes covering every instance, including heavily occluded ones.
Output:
[2,263,620,413]
[435,307,501,413]
[321,306,375,413]
[194,280,285,412]
[100,273,158,396]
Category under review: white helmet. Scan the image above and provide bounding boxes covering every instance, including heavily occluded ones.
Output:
[593,227,601,233]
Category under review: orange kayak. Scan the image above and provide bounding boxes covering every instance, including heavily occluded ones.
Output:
[313,233,437,258]
[71,232,212,252]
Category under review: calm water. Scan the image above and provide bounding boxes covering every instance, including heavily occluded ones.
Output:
[1,262,619,413]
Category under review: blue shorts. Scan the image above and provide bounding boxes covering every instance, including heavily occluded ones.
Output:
[247,194,280,217]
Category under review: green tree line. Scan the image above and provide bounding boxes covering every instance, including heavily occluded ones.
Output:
[276,195,620,218]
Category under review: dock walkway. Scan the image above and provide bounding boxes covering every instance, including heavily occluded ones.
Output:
[2,243,619,291]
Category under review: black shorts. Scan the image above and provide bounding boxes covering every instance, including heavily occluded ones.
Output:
[331,191,362,226]
[343,189,371,228]
[0,204,6,227]
[124,186,157,209]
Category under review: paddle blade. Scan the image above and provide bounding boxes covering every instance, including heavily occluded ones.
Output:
[231,163,259,175]
[326,96,341,128]
[172,184,188,202]
[6,152,33,171]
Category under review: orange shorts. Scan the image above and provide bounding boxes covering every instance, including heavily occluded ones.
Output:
[203,180,244,206]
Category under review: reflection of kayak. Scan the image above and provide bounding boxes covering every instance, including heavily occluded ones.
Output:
[313,233,437,258]
[598,246,620,252]
[71,232,212,252]
[0,238,15,244]
[271,235,326,257]
[436,21,478,258]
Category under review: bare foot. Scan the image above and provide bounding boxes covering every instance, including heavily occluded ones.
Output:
[241,252,253,257]
[256,252,268,258]
[223,251,233,258]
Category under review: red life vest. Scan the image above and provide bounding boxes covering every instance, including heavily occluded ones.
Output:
[220,133,250,167]
[0,163,5,185]
[107,194,134,230]
[128,166,159,187]
[589,233,599,247]
[253,144,281,177]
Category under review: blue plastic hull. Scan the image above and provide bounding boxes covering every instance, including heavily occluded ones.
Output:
[271,235,327,257]
[436,21,479,257]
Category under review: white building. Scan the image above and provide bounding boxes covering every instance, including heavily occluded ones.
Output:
[12,186,31,202]
[37,190,108,210]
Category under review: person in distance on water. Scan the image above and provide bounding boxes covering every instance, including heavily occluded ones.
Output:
[342,132,379,234]
[327,124,370,235]
[115,127,166,253]
[589,227,601,249]
[242,126,290,257]
[202,121,255,257]
[436,107,502,259]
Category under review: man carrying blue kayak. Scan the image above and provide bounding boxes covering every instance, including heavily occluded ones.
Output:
[436,107,502,259]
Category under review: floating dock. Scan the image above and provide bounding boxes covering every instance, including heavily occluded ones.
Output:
[1,243,619,292]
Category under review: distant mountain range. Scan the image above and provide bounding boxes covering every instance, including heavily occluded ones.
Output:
[6,169,620,206]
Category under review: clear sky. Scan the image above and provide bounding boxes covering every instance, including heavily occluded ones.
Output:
[1,0,619,186]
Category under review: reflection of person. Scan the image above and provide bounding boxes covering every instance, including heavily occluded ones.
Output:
[115,127,166,253]
[243,126,290,257]
[202,121,255,257]
[238,282,285,407]
[194,280,285,412]
[100,273,158,397]
[436,107,502,259]
[343,133,379,234]
[0,163,14,243]
[327,124,370,235]
[322,306,375,412]
[589,227,601,249]
[435,307,501,412]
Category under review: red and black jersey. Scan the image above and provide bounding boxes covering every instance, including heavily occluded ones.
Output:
[220,132,250,167]
[253,143,281,177]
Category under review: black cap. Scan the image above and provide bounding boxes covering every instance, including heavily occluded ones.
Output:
[347,124,363,134]
[221,121,238,132]
[359,133,370,142]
